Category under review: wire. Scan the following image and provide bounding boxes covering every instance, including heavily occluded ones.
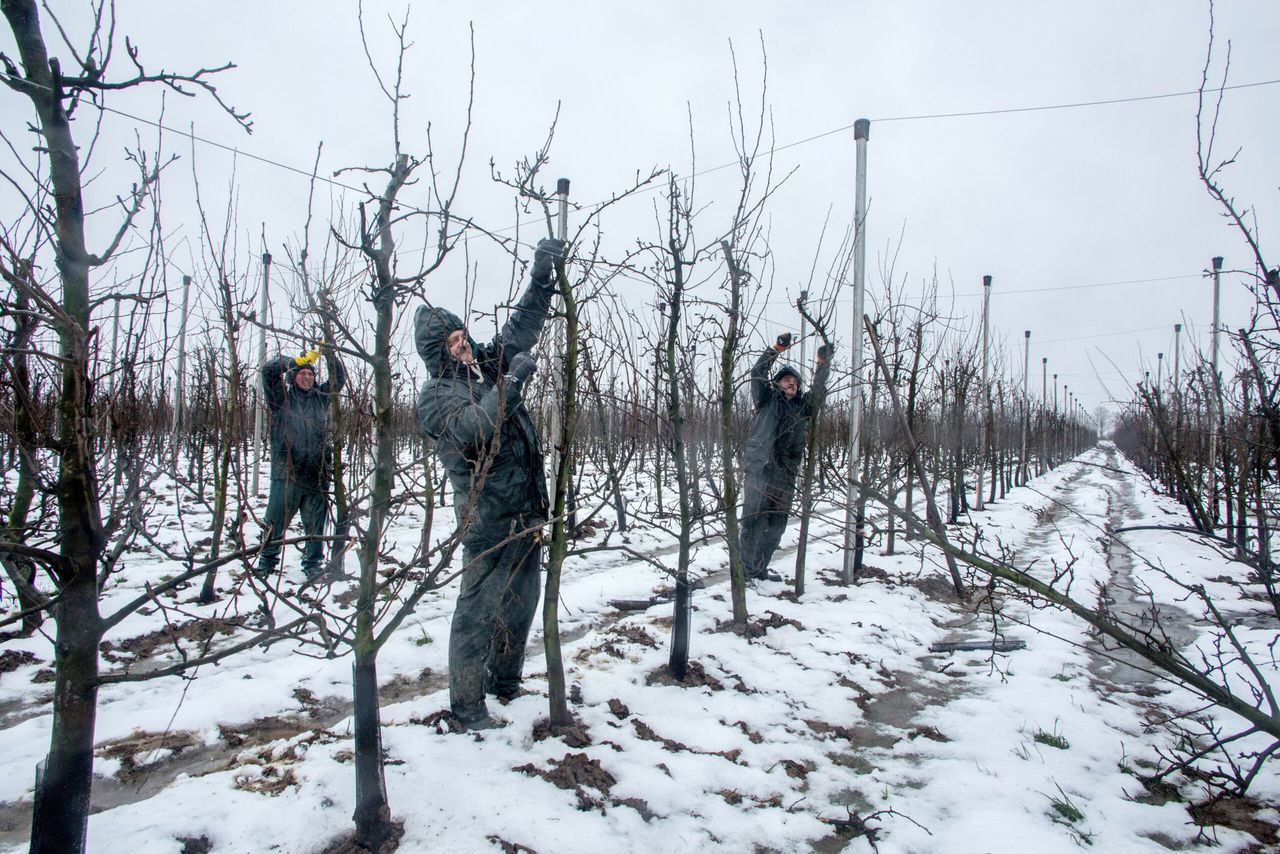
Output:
[4,68,1276,244]
[764,272,1203,306]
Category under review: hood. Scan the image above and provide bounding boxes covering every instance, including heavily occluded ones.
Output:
[415,304,475,378]
[773,363,802,392]
[286,363,318,391]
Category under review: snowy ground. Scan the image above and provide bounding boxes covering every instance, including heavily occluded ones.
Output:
[1,444,1277,852]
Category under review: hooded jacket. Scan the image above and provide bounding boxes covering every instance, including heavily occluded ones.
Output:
[742,349,828,480]
[261,355,346,483]
[415,278,555,544]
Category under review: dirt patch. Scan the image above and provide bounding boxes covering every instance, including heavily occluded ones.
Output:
[631,718,742,764]
[485,835,537,854]
[410,709,466,734]
[645,660,723,690]
[378,668,442,704]
[96,730,205,784]
[607,698,630,720]
[100,615,248,665]
[907,725,949,742]
[318,820,405,854]
[0,650,39,674]
[778,758,813,779]
[233,765,297,796]
[218,715,312,749]
[514,752,616,810]
[805,719,861,743]
[909,574,963,601]
[1191,794,1280,849]
[574,623,659,662]
[178,836,213,854]
[744,610,804,637]
[532,719,592,748]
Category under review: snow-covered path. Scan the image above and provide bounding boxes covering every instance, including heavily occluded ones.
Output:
[0,447,1274,852]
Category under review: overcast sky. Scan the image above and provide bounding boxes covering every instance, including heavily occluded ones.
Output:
[4,1,1277,418]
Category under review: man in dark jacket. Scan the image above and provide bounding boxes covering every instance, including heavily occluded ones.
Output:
[256,349,346,581]
[740,333,831,582]
[416,236,566,728]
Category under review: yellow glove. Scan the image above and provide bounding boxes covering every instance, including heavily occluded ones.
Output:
[295,350,321,367]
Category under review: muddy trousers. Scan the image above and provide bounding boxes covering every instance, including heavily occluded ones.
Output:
[449,530,542,722]
[257,476,328,575]
[739,472,794,579]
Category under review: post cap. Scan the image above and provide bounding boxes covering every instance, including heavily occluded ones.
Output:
[854,118,870,140]
[1211,256,1223,270]
[982,275,992,287]
[557,178,570,195]
[1024,330,1031,338]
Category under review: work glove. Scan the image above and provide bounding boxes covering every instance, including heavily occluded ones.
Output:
[774,332,793,352]
[817,343,833,364]
[295,350,321,367]
[531,237,567,285]
[505,351,538,385]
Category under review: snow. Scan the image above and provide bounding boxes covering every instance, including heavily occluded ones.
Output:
[0,444,1276,852]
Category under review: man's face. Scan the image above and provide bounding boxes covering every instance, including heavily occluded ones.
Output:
[778,375,799,400]
[447,329,474,365]
[294,367,316,390]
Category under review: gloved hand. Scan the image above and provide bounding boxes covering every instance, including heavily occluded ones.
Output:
[817,343,833,363]
[531,237,567,284]
[774,332,793,352]
[505,351,537,384]
[295,350,321,367]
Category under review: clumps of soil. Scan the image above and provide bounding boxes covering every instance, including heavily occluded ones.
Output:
[577,624,659,662]
[378,668,440,704]
[607,698,631,720]
[177,836,213,854]
[232,765,297,796]
[718,789,783,809]
[908,725,950,742]
[291,687,347,720]
[30,667,55,683]
[532,718,592,748]
[910,574,963,601]
[319,820,405,854]
[100,615,247,664]
[729,719,764,744]
[0,649,39,674]
[777,758,814,779]
[805,719,860,743]
[96,729,204,784]
[572,517,609,540]
[485,836,537,854]
[229,731,331,797]
[410,709,466,734]
[631,718,742,764]
[744,610,804,638]
[1190,794,1280,849]
[1135,776,1181,806]
[645,660,723,691]
[610,624,658,648]
[514,752,616,810]
[219,716,312,749]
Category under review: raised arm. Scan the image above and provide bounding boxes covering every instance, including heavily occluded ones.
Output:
[478,238,566,373]
[320,353,346,395]
[751,332,792,410]
[260,355,295,412]
[806,343,834,416]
